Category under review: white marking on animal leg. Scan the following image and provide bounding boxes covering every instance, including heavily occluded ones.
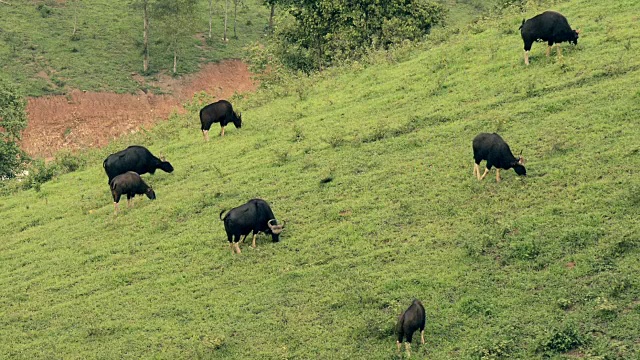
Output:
[480,168,489,180]
[252,234,257,248]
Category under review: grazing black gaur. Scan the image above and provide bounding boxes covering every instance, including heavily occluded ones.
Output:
[199,100,242,140]
[219,199,285,254]
[103,145,173,184]
[396,299,426,357]
[473,133,526,182]
[520,11,580,65]
[109,171,156,214]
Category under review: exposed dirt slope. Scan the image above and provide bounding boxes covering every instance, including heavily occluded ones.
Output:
[22,60,255,158]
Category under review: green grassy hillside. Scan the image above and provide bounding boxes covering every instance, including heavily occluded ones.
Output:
[1,0,640,358]
[0,0,269,96]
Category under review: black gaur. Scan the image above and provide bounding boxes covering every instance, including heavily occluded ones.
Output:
[473,133,526,182]
[520,11,580,65]
[199,100,242,140]
[103,145,173,184]
[109,171,156,214]
[219,199,285,254]
[396,299,426,357]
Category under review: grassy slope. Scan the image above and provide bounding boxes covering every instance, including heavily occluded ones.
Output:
[0,0,269,96]
[1,0,640,358]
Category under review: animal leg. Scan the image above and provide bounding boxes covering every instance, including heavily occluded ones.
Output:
[524,50,530,65]
[240,234,248,243]
[546,45,551,57]
[229,242,234,254]
[496,168,501,182]
[396,341,401,353]
[405,342,411,357]
[473,163,480,179]
[235,242,242,254]
[220,126,225,137]
[557,44,563,57]
[480,168,489,180]
[252,233,257,248]
[113,202,119,215]
[203,130,209,142]
[421,330,425,345]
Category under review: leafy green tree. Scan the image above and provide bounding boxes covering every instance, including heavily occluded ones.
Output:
[0,79,28,178]
[263,0,445,71]
[153,0,199,74]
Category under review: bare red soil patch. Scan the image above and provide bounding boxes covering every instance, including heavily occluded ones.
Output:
[22,59,255,158]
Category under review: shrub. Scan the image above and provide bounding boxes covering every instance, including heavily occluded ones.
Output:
[183,91,215,114]
[36,4,53,18]
[459,297,493,317]
[22,159,57,191]
[56,150,86,173]
[471,338,513,359]
[537,324,585,355]
[0,79,29,178]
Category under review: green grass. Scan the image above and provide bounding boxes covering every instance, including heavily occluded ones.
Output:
[1,0,640,358]
[0,0,269,96]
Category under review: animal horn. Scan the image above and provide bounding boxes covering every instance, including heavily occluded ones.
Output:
[268,219,284,234]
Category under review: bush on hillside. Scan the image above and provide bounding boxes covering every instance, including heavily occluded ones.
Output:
[537,324,585,355]
[19,151,88,192]
[0,79,29,179]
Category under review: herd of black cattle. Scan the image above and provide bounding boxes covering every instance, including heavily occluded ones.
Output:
[98,10,579,355]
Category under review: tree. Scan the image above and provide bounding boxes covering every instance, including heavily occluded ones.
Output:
[232,0,244,39]
[208,0,216,39]
[223,0,229,41]
[130,0,152,72]
[265,0,276,32]
[70,0,80,39]
[153,0,198,74]
[263,0,445,71]
[0,79,28,178]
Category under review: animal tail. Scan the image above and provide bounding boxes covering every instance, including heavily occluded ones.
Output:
[219,209,227,220]
[519,19,525,30]
[199,108,207,128]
